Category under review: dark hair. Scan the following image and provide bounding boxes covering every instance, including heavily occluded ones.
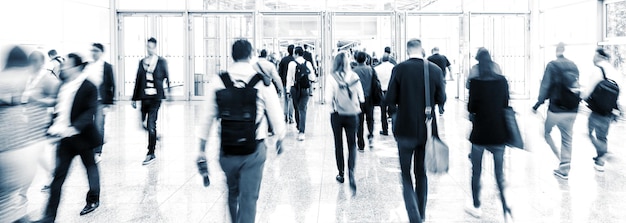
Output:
[47,49,58,57]
[476,47,495,77]
[384,47,391,54]
[287,45,294,56]
[92,43,104,52]
[304,44,309,50]
[67,53,87,71]
[259,49,267,58]
[355,51,368,63]
[596,47,610,59]
[232,39,252,61]
[5,46,29,69]
[147,37,157,44]
[407,39,422,49]
[294,46,304,56]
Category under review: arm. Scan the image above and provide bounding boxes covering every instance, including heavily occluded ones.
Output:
[286,61,296,93]
[197,77,221,153]
[103,63,116,105]
[161,59,171,94]
[264,85,286,140]
[533,62,555,110]
[385,67,399,106]
[355,74,365,103]
[468,82,476,113]
[433,67,446,106]
[71,83,99,132]
[132,60,143,101]
[269,66,283,95]
[325,74,336,106]
[307,61,316,82]
[36,74,60,107]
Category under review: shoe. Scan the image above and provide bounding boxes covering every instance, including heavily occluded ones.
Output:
[368,135,374,150]
[142,154,156,165]
[297,133,305,141]
[94,153,102,164]
[594,162,605,172]
[465,204,482,218]
[379,131,388,136]
[41,185,50,192]
[79,202,99,215]
[336,174,344,183]
[358,148,365,153]
[553,170,568,180]
[504,210,514,223]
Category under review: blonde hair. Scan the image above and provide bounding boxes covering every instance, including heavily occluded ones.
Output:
[332,52,350,74]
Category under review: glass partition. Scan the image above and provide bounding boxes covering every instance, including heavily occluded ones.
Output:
[188,0,256,10]
[332,14,394,60]
[605,1,626,39]
[118,0,185,11]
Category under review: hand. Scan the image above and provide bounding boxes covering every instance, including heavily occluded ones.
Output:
[276,139,284,155]
[285,92,291,98]
[196,155,210,187]
[131,101,137,109]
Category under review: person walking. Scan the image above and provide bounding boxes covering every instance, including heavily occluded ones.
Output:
[385,39,445,223]
[85,43,115,163]
[374,55,395,135]
[286,46,316,141]
[278,45,295,123]
[353,51,376,150]
[464,47,513,223]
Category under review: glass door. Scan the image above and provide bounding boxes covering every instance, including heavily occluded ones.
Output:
[189,13,254,99]
[118,13,187,100]
[331,12,395,63]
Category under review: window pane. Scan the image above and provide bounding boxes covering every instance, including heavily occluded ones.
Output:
[465,0,529,11]
[327,0,394,11]
[118,0,184,11]
[402,0,462,11]
[188,0,255,10]
[606,1,626,38]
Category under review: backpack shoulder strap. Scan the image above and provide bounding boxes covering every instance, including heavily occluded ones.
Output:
[247,73,270,88]
[219,72,234,88]
[598,66,607,80]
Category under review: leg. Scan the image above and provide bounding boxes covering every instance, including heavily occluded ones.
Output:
[297,89,310,133]
[78,147,100,204]
[237,143,267,223]
[396,137,422,223]
[0,143,39,222]
[487,145,509,214]
[414,144,428,220]
[365,99,374,138]
[470,144,485,208]
[544,111,560,158]
[146,100,162,155]
[380,101,389,134]
[346,115,359,192]
[44,142,76,221]
[556,113,576,175]
[292,87,300,130]
[93,103,105,154]
[219,155,242,223]
[331,113,345,175]
[357,103,366,149]
[591,113,611,165]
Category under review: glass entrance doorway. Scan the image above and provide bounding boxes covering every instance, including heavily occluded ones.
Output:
[331,13,394,64]
[118,13,186,100]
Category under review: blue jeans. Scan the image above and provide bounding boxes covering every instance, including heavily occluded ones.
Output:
[94,103,105,154]
[141,99,161,155]
[283,92,293,122]
[544,111,577,174]
[470,144,509,214]
[219,141,266,223]
[396,137,427,223]
[291,87,310,133]
[588,112,611,166]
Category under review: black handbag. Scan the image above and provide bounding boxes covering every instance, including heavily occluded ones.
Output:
[504,106,524,149]
[423,60,449,174]
[370,68,384,106]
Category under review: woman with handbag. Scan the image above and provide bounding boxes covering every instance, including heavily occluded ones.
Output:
[465,47,514,222]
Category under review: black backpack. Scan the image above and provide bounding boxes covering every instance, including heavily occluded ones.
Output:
[216,72,269,155]
[586,68,620,116]
[295,61,311,89]
[553,66,581,110]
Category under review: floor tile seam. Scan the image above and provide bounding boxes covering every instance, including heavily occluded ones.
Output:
[315,131,329,223]
[156,173,196,208]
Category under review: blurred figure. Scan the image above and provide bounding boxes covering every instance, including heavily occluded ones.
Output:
[374,55,395,136]
[465,47,513,222]
[131,37,171,165]
[278,45,295,123]
[0,46,48,223]
[353,51,375,151]
[39,53,102,222]
[255,49,283,96]
[47,49,63,78]
[385,39,445,223]
[383,46,397,65]
[28,51,61,192]
[326,52,364,195]
[427,47,451,115]
[85,43,115,163]
[303,44,317,96]
[286,46,316,141]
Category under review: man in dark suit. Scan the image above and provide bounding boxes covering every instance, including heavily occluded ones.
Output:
[131,37,171,165]
[385,39,445,223]
[278,45,295,123]
[40,53,102,222]
[86,43,115,163]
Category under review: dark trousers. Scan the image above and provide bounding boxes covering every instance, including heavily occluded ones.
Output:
[219,141,266,223]
[331,113,358,176]
[291,87,310,133]
[358,97,374,148]
[396,137,427,223]
[94,103,105,154]
[141,99,161,155]
[44,140,100,221]
[380,92,396,134]
[588,112,611,165]
[470,144,509,214]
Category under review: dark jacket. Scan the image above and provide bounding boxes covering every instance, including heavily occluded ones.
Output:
[100,62,115,104]
[468,75,510,145]
[534,56,579,113]
[386,58,445,144]
[353,64,374,97]
[132,56,170,101]
[61,80,103,149]
[278,55,294,87]
[303,51,316,74]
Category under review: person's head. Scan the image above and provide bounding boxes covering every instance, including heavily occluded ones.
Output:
[432,47,439,54]
[287,44,294,56]
[60,53,86,81]
[47,49,58,59]
[304,44,309,50]
[332,51,351,74]
[381,55,390,62]
[294,46,304,57]
[4,46,29,70]
[232,39,253,62]
[556,42,565,57]
[384,46,391,54]
[259,49,267,58]
[475,47,494,76]
[29,51,46,71]
[91,43,104,61]
[594,47,610,65]
[147,37,157,56]
[355,51,368,64]
[406,39,423,56]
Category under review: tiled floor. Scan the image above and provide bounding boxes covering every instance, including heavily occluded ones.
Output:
[25,86,626,222]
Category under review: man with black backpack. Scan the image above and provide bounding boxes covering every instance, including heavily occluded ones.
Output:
[532,43,580,180]
[196,39,285,223]
[582,48,622,172]
[286,46,316,141]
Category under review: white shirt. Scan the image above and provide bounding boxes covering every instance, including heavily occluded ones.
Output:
[254,58,283,94]
[198,62,285,141]
[286,57,316,93]
[48,72,88,137]
[85,59,104,88]
[375,61,394,91]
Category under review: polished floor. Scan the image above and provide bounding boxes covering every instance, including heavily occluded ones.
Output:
[25,85,626,223]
